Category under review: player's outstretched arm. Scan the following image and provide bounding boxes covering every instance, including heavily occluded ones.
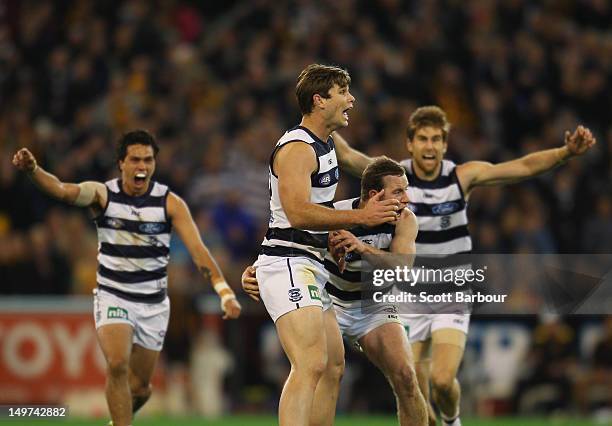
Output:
[277,143,399,230]
[333,131,373,178]
[12,148,106,209]
[167,192,241,319]
[457,125,596,195]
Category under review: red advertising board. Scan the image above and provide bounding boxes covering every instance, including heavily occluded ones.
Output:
[0,298,163,404]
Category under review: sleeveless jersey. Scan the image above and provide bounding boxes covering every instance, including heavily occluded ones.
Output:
[258,126,339,264]
[401,159,472,289]
[95,178,171,301]
[401,159,471,255]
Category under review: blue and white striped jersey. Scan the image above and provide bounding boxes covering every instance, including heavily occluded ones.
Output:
[95,178,171,298]
[257,126,339,265]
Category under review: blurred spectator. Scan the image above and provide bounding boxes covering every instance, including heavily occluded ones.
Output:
[575,316,612,414]
[513,315,578,414]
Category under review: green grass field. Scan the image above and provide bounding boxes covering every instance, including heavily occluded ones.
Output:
[3,416,605,426]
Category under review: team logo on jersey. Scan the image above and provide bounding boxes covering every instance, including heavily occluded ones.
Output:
[334,168,339,179]
[288,288,303,303]
[139,222,165,234]
[107,307,128,319]
[432,202,459,215]
[440,215,451,229]
[106,218,125,229]
[319,173,331,186]
[307,285,321,301]
[383,305,398,314]
[361,239,373,245]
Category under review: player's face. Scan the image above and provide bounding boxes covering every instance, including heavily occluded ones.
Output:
[321,84,355,129]
[119,144,156,195]
[407,126,447,176]
[377,174,409,223]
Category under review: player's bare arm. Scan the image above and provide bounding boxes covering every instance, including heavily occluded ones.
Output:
[333,131,374,177]
[276,142,399,230]
[12,147,107,210]
[330,209,417,271]
[389,208,418,256]
[167,192,241,319]
[457,125,596,195]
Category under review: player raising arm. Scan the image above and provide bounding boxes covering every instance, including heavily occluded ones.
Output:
[13,130,240,426]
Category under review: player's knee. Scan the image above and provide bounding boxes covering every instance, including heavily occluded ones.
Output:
[106,357,129,378]
[132,381,152,398]
[391,364,418,396]
[293,352,327,379]
[431,371,454,395]
[324,356,345,383]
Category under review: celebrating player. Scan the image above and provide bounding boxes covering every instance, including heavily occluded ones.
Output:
[245,157,429,425]
[254,63,401,426]
[12,130,241,426]
[401,106,596,426]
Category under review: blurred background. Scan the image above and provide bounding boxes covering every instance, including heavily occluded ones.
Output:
[0,0,610,423]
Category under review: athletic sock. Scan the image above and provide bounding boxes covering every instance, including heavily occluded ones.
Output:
[441,414,461,426]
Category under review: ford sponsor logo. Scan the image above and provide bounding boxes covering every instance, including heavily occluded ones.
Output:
[431,202,459,215]
[139,223,165,234]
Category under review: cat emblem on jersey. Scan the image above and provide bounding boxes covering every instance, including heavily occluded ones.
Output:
[440,215,451,229]
[288,288,303,303]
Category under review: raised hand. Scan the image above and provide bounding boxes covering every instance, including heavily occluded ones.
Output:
[12,148,37,172]
[358,190,400,227]
[241,265,260,302]
[565,125,596,156]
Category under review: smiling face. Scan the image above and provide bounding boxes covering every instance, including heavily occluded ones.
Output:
[118,144,156,196]
[317,83,355,130]
[407,126,447,178]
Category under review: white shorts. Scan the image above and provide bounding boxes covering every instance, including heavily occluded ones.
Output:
[255,257,332,323]
[402,312,470,343]
[333,300,401,344]
[93,288,170,351]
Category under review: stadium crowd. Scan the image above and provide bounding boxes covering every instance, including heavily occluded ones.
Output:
[0,0,610,417]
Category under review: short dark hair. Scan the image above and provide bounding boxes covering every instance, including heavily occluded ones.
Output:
[116,130,159,162]
[360,157,406,201]
[296,64,351,114]
[406,105,451,141]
